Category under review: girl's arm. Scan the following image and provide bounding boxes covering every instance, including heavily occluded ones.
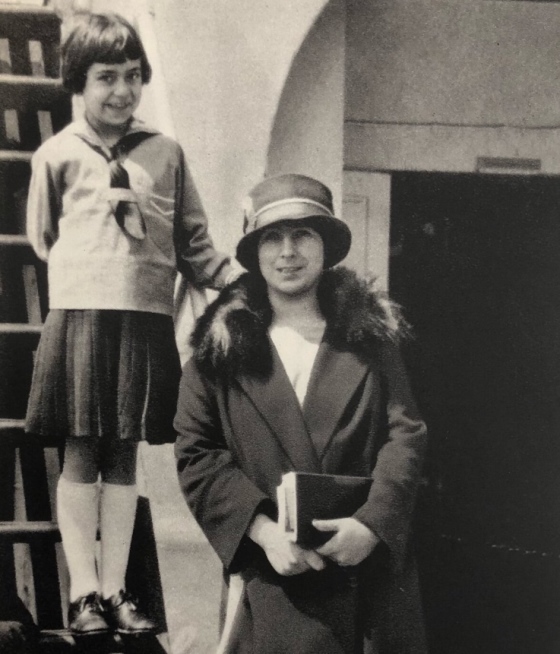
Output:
[26,147,62,261]
[173,147,237,289]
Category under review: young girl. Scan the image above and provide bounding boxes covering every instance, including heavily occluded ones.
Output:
[25,12,236,636]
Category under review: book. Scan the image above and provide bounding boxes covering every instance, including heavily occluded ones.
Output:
[276,471,373,549]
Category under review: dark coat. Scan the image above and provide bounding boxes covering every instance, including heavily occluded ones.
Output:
[174,268,428,654]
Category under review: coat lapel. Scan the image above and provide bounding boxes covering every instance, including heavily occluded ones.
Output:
[303,341,370,461]
[237,342,321,472]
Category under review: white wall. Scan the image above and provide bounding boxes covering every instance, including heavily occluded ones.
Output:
[150,0,332,254]
[345,0,560,173]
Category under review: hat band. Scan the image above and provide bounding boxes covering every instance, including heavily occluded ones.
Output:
[248,198,334,233]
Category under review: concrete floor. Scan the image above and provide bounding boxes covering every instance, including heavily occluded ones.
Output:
[139,444,222,654]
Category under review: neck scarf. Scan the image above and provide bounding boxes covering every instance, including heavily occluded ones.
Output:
[81,131,154,239]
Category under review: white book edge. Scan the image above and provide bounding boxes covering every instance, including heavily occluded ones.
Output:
[277,471,297,542]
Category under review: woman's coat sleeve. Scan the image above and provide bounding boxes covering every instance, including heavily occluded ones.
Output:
[173,147,232,289]
[354,342,427,568]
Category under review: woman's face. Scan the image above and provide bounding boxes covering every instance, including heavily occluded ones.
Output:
[258,223,324,300]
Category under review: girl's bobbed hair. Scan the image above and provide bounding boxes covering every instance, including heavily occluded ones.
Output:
[62,12,152,94]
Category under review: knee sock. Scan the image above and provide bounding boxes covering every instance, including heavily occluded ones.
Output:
[99,482,138,599]
[56,477,100,602]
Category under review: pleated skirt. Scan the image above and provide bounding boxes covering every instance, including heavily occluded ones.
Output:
[25,310,181,444]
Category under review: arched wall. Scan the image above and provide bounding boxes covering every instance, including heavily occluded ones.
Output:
[267,0,345,216]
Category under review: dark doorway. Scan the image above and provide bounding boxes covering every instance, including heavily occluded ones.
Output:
[389,173,560,654]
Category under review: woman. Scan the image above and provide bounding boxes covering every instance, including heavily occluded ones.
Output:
[175,174,428,653]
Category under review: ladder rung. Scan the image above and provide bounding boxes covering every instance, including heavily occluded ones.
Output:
[0,6,60,40]
[0,418,26,433]
[0,419,59,447]
[0,520,60,543]
[0,74,62,87]
[0,418,27,446]
[0,5,59,19]
[40,629,128,652]
[0,75,67,110]
[0,235,31,246]
[0,150,33,162]
[0,323,42,335]
[0,236,38,264]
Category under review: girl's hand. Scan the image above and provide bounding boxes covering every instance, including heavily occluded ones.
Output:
[248,514,326,576]
[313,517,380,567]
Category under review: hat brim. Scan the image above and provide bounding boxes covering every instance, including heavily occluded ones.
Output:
[236,215,352,271]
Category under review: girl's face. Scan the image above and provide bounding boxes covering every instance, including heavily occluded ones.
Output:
[82,58,142,139]
[258,223,324,300]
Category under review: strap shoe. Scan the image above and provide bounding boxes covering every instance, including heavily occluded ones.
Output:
[68,592,110,635]
[102,590,157,634]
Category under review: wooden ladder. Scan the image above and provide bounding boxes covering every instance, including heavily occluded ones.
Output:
[0,5,170,652]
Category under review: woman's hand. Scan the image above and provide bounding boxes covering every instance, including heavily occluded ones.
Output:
[314,517,380,566]
[248,514,326,576]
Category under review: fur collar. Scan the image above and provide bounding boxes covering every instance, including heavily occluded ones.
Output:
[191,267,409,377]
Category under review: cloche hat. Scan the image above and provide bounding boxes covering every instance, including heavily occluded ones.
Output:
[236,173,352,271]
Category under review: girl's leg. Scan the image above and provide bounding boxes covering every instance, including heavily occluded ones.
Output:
[58,438,101,602]
[98,439,155,633]
[98,439,138,600]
